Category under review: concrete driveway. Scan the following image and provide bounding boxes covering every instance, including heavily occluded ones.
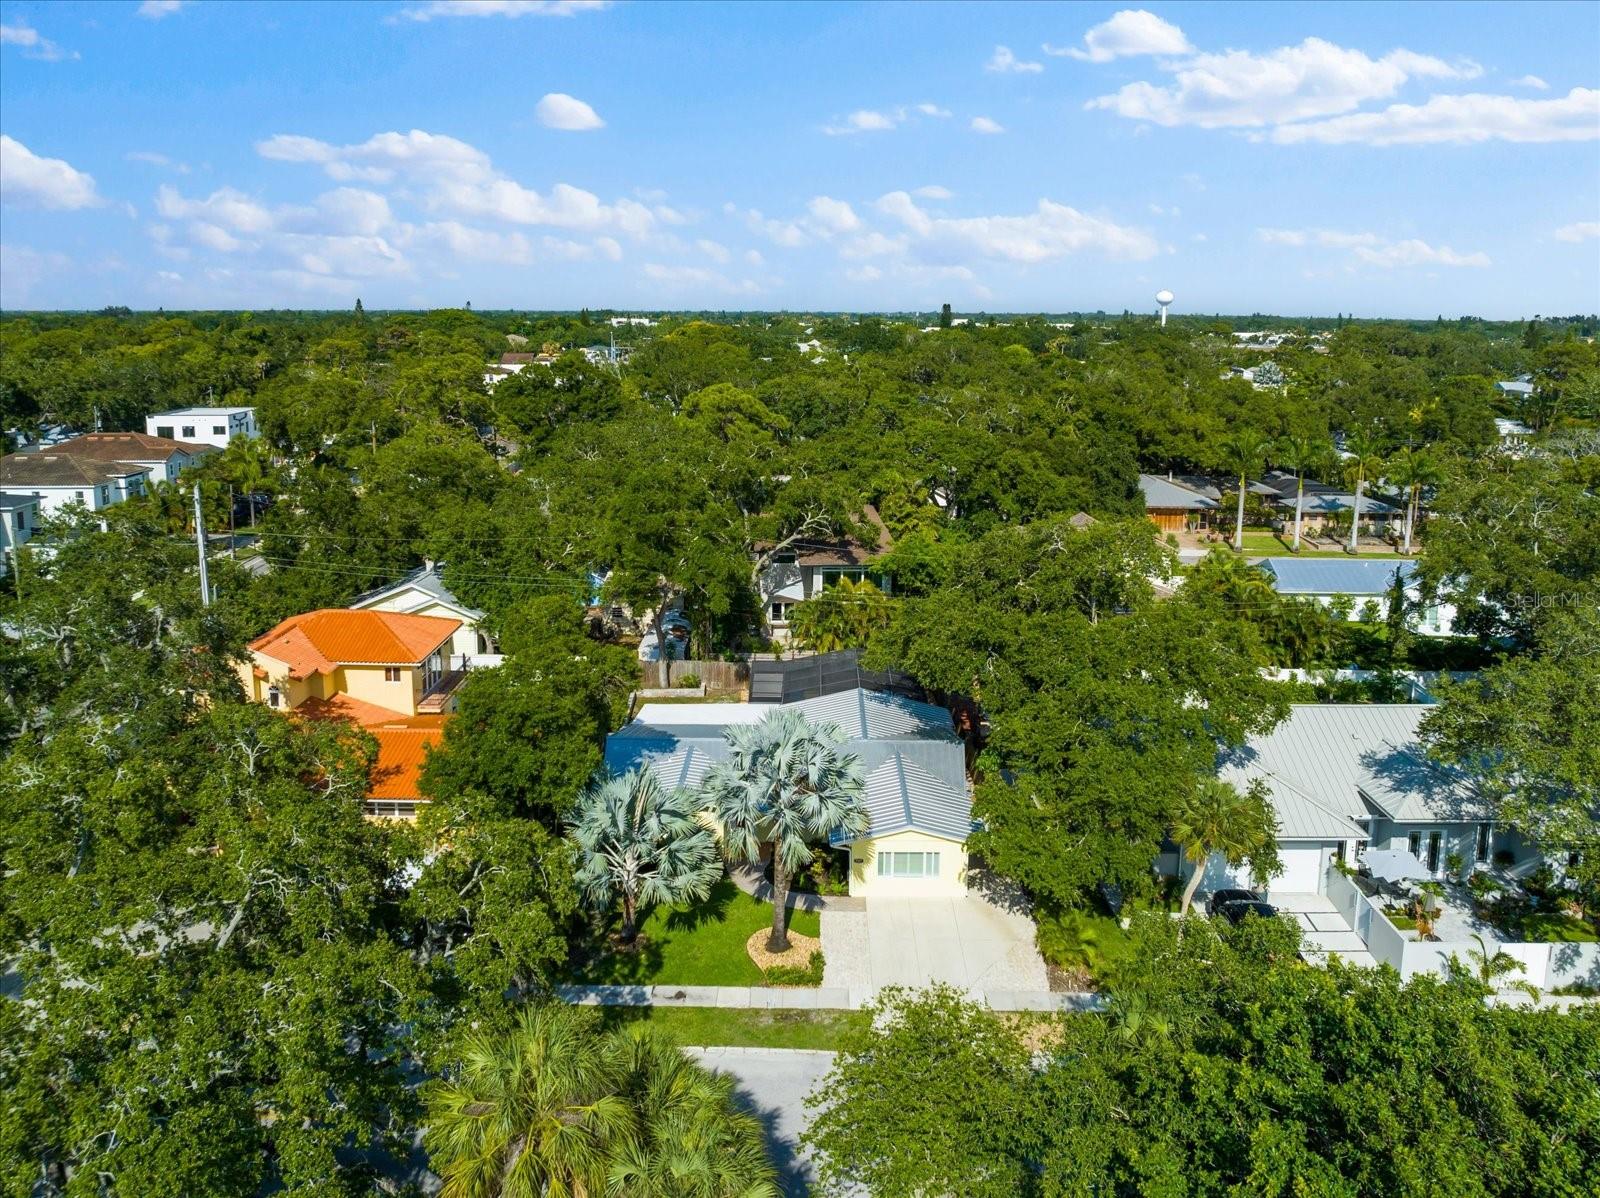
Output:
[689,1047,833,1198]
[821,887,1048,998]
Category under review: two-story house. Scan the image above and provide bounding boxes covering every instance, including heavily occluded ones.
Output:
[756,506,893,642]
[48,431,215,485]
[0,494,39,577]
[145,406,258,449]
[347,563,498,662]
[0,453,149,518]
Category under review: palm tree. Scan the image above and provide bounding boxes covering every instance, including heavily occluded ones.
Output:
[1386,446,1441,555]
[1273,434,1328,551]
[1463,933,1526,989]
[1221,430,1272,551]
[1170,778,1280,920]
[609,1028,779,1198]
[788,576,894,654]
[701,708,867,953]
[424,1004,638,1198]
[570,768,721,945]
[1341,427,1383,553]
[216,435,273,526]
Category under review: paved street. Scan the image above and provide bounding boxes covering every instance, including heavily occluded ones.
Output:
[689,1047,835,1197]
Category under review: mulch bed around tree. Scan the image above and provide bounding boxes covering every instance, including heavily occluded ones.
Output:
[746,928,820,972]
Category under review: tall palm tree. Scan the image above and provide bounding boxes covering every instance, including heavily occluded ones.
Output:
[1341,427,1384,553]
[701,709,866,953]
[216,435,274,526]
[1170,778,1280,920]
[1273,434,1328,552]
[570,768,721,945]
[1386,446,1442,555]
[1221,430,1272,551]
[788,576,894,654]
[424,1004,638,1198]
[609,1028,779,1198]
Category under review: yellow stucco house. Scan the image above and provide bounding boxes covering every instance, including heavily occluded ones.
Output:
[605,688,973,898]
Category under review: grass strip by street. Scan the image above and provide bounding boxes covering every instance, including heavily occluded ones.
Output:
[598,1006,869,1050]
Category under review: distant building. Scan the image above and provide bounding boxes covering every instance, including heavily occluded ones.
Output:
[1259,558,1457,636]
[0,452,149,517]
[347,563,497,661]
[43,431,215,485]
[145,406,258,449]
[1494,375,1535,402]
[755,507,893,640]
[0,494,40,576]
[1140,473,1219,533]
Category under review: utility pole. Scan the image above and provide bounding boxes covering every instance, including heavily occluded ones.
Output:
[192,485,211,607]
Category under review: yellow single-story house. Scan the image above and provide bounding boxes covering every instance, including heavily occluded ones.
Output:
[836,755,972,897]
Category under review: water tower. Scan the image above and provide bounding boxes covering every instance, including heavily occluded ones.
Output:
[1155,289,1174,327]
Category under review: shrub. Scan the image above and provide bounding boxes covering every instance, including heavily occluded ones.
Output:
[1164,533,1179,547]
[764,950,825,986]
[677,673,701,689]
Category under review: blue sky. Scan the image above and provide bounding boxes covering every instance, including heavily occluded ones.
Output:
[2,0,1596,316]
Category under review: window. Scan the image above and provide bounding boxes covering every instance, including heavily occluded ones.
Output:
[1335,841,1347,865]
[267,686,282,709]
[821,567,866,588]
[1427,831,1442,872]
[181,425,196,438]
[769,601,792,623]
[213,425,226,435]
[12,511,23,530]
[876,851,940,878]
[1408,831,1421,858]
[99,486,109,503]
[1476,823,1491,864]
[156,425,173,439]
[364,800,420,820]
[384,667,402,682]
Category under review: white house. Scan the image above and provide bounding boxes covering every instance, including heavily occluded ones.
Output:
[1259,558,1457,636]
[0,453,149,517]
[1181,704,1537,901]
[756,507,893,641]
[347,563,499,663]
[0,494,39,576]
[604,687,972,897]
[145,406,258,449]
[48,431,215,485]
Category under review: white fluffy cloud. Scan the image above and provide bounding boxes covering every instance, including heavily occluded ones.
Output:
[257,128,662,235]
[1512,75,1549,91]
[1268,87,1599,145]
[1259,227,1490,268]
[137,1,188,19]
[913,184,953,199]
[970,116,1005,134]
[126,150,191,174]
[985,45,1042,74]
[822,103,951,135]
[399,0,608,20]
[1046,10,1191,62]
[642,262,762,294]
[0,136,102,209]
[535,92,605,131]
[877,191,1158,263]
[0,21,77,62]
[806,196,861,234]
[1089,37,1480,128]
[1555,221,1600,242]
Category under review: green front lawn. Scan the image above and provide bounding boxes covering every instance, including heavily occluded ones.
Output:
[567,879,822,987]
[1230,530,1415,559]
[1514,911,1598,943]
[598,1006,866,1050]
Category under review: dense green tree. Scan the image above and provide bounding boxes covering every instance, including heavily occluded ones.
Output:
[1170,777,1280,917]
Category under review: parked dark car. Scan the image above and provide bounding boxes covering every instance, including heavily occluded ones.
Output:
[1205,888,1258,917]
[1218,899,1278,926]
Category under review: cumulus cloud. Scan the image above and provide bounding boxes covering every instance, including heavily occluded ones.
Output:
[1088,37,1480,128]
[126,150,191,174]
[257,128,663,235]
[985,45,1042,74]
[535,92,605,131]
[696,238,731,263]
[1512,75,1549,91]
[0,21,78,62]
[137,1,188,18]
[970,116,1005,134]
[806,195,861,234]
[913,184,953,199]
[1,136,102,209]
[399,0,608,20]
[915,102,952,118]
[1258,227,1490,268]
[822,103,951,135]
[1268,87,1599,145]
[1046,10,1191,62]
[876,190,1158,263]
[1555,221,1600,242]
[642,262,762,294]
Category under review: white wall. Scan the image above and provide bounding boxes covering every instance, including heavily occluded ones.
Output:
[146,408,257,450]
[847,831,967,897]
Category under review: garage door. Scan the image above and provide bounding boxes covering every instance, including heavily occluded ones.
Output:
[1271,847,1326,894]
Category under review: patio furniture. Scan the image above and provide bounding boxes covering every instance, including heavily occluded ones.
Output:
[1363,848,1430,885]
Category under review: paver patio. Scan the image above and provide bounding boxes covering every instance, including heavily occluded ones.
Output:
[1273,891,1378,969]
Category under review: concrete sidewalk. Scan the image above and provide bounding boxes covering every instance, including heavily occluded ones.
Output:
[557,983,1098,1012]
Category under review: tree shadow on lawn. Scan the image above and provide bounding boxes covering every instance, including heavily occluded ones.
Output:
[663,877,737,932]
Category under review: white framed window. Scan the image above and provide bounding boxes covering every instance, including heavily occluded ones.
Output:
[384,666,402,682]
[213,425,226,435]
[1476,823,1490,863]
[770,601,791,623]
[181,425,196,438]
[156,425,173,439]
[1408,831,1421,858]
[267,686,282,709]
[876,851,940,878]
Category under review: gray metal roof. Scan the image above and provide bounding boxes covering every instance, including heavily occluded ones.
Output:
[1261,558,1416,596]
[349,564,484,620]
[1139,474,1218,511]
[831,754,973,845]
[1219,704,1483,837]
[606,687,969,842]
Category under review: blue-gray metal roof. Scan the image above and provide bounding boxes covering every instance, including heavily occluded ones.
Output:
[831,753,973,845]
[1261,557,1416,596]
[1139,474,1218,511]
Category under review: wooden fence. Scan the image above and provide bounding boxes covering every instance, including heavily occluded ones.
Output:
[661,659,748,691]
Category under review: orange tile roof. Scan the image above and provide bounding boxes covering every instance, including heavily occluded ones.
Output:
[248,609,461,678]
[296,693,412,727]
[367,726,443,800]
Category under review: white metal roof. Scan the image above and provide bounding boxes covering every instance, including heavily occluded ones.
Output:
[831,753,973,845]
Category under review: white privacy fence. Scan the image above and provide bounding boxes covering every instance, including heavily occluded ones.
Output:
[1260,668,1476,701]
[1326,869,1600,991]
